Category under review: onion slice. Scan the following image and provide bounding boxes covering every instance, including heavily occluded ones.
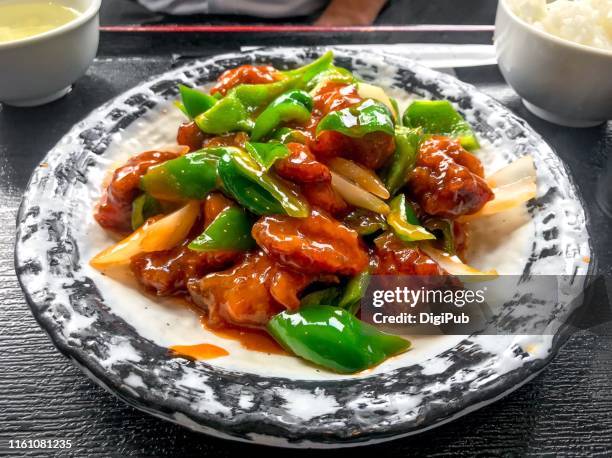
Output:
[331,172,390,215]
[328,157,390,199]
[90,223,151,270]
[91,200,200,269]
[486,155,535,188]
[356,82,397,119]
[459,177,537,222]
[421,243,498,277]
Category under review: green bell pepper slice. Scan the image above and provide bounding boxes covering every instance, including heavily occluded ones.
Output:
[195,95,253,135]
[177,84,217,119]
[343,209,388,236]
[131,193,162,230]
[193,52,333,136]
[316,99,395,138]
[282,50,334,85]
[229,80,294,112]
[382,126,423,197]
[234,52,331,108]
[218,147,310,217]
[272,127,309,144]
[231,49,333,109]
[189,206,255,252]
[300,286,342,307]
[403,100,480,150]
[245,142,291,170]
[387,194,436,242]
[197,80,294,134]
[251,90,313,141]
[424,218,456,255]
[268,305,411,374]
[228,49,330,110]
[217,154,285,216]
[306,64,356,93]
[140,151,220,201]
[338,270,371,315]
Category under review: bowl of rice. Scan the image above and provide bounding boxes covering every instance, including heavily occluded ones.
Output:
[495,0,612,127]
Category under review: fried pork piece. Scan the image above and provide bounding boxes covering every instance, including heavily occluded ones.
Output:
[300,182,350,217]
[274,143,331,183]
[373,232,447,276]
[304,82,396,169]
[202,131,249,149]
[210,65,282,96]
[252,208,369,276]
[313,81,362,114]
[94,150,179,232]
[201,192,234,227]
[188,251,314,328]
[130,192,239,296]
[177,121,205,152]
[272,142,348,216]
[131,245,242,296]
[316,130,396,170]
[409,136,494,218]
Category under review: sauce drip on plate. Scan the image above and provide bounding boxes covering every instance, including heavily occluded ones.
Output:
[165,297,287,356]
[201,317,287,355]
[170,343,229,360]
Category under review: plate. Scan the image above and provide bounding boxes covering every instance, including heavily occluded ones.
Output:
[14,47,592,447]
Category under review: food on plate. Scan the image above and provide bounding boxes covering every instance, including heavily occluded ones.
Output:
[91,52,537,373]
[507,0,612,51]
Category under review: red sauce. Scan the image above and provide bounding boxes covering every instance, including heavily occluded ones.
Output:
[94,150,179,232]
[301,82,396,169]
[170,343,229,360]
[177,121,205,152]
[164,297,287,355]
[252,209,369,276]
[274,143,331,183]
[210,65,282,96]
[409,136,494,218]
[373,232,447,276]
[200,317,287,355]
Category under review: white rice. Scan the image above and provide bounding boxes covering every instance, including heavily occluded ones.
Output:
[506,0,612,50]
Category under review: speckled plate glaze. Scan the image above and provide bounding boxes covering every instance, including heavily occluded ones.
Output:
[15,48,592,448]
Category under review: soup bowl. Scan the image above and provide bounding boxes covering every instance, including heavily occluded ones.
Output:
[0,0,100,107]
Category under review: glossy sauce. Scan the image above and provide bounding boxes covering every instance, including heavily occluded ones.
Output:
[409,136,493,218]
[170,343,229,360]
[200,317,287,355]
[165,297,287,355]
[210,65,281,96]
[0,1,80,44]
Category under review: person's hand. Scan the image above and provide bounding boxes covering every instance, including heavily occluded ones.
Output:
[314,0,388,26]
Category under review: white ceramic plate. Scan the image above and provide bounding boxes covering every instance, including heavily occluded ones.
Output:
[15,47,592,447]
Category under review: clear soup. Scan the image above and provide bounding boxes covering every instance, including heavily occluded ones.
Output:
[0,1,80,44]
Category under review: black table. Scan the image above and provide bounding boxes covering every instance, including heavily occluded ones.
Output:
[1,30,611,456]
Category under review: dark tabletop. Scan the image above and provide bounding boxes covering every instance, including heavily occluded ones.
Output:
[1,27,612,457]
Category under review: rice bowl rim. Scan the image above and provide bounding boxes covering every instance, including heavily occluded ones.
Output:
[500,0,612,58]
